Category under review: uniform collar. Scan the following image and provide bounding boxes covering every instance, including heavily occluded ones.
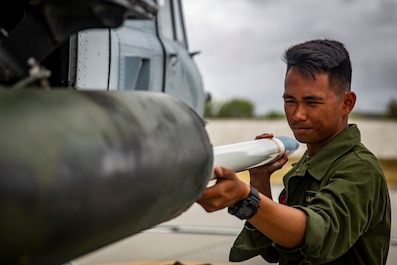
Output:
[304,124,361,181]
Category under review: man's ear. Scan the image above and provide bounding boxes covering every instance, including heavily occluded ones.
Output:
[343,91,356,113]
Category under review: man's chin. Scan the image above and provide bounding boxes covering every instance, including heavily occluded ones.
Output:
[293,134,309,144]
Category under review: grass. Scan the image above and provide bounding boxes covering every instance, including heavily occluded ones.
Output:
[237,158,397,189]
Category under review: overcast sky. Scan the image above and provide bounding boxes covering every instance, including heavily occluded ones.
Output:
[183,0,397,115]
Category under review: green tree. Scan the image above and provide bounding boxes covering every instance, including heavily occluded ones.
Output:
[217,98,255,118]
[262,110,285,119]
[387,98,397,118]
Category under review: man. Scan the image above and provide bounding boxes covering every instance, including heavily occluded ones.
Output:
[197,39,391,264]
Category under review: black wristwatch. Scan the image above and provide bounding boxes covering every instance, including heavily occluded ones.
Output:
[228,186,260,220]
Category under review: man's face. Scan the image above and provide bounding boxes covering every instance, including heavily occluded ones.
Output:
[283,67,350,150]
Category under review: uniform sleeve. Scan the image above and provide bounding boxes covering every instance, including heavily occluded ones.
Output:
[229,222,279,263]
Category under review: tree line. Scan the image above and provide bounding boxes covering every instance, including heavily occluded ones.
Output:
[205,97,397,119]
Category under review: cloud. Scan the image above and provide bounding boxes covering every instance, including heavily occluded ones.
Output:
[184,0,397,114]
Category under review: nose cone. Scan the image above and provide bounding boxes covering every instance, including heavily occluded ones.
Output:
[275,136,300,153]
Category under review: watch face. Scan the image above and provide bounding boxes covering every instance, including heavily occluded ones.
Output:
[238,206,254,217]
[228,186,260,219]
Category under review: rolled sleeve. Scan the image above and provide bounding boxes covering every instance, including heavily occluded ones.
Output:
[292,206,326,260]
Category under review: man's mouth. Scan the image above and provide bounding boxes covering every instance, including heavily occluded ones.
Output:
[291,126,311,133]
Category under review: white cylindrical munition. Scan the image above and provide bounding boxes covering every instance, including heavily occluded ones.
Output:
[212,136,300,179]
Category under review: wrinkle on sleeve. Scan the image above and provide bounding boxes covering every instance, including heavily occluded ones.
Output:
[229,222,279,263]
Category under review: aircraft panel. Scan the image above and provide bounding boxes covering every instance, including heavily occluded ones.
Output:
[75,30,110,90]
[108,30,120,91]
[117,20,164,92]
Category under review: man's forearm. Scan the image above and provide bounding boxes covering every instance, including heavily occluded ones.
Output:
[248,194,306,249]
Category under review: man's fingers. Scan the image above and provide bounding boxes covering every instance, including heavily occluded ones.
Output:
[214,166,236,180]
[255,133,274,140]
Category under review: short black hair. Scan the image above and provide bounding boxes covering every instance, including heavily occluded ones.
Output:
[282,39,352,95]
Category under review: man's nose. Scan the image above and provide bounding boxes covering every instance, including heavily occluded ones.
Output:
[293,104,307,121]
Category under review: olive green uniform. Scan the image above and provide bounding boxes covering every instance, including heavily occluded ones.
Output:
[230,124,391,264]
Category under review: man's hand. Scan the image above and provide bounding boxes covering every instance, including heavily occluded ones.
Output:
[197,167,250,212]
[249,133,289,197]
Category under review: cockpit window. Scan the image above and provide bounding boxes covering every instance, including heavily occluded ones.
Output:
[158,0,187,47]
